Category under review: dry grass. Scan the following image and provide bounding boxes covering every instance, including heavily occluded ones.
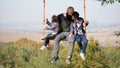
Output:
[0,37,120,68]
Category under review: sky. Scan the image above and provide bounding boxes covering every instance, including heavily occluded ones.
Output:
[0,0,120,24]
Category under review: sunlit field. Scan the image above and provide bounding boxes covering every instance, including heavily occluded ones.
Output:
[0,37,120,68]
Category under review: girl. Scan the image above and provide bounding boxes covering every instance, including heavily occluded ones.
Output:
[69,11,88,60]
[40,15,59,50]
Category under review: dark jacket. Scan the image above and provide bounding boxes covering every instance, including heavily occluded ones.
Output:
[57,13,72,33]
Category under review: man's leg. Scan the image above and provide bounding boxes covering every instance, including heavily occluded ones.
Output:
[66,32,75,64]
[53,33,66,57]
[51,32,66,63]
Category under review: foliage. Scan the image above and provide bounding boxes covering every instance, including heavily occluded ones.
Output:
[114,31,120,37]
[96,0,120,5]
[0,37,120,68]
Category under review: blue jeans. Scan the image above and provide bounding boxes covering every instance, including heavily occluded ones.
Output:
[75,34,88,54]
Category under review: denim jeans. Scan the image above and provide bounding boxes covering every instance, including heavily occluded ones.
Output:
[75,34,88,54]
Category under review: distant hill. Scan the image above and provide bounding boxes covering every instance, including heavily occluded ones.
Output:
[0,21,120,33]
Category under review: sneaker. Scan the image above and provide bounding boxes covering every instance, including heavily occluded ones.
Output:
[46,45,49,48]
[80,52,86,60]
[46,45,48,47]
[51,57,59,63]
[40,46,48,50]
[66,58,71,64]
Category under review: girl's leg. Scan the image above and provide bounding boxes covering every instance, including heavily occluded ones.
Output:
[44,34,56,46]
[77,34,87,60]
[40,34,56,50]
[77,41,82,50]
[76,35,82,50]
[81,34,88,54]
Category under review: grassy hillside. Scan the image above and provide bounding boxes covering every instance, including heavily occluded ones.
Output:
[0,37,120,68]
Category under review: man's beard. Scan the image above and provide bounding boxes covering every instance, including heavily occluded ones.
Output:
[66,13,72,21]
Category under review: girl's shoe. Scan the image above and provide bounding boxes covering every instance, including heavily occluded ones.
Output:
[40,46,48,50]
[80,52,86,60]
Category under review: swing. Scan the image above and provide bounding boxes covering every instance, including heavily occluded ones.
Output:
[40,0,88,41]
[40,0,46,40]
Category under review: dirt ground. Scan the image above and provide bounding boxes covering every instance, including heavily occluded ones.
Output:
[0,30,120,46]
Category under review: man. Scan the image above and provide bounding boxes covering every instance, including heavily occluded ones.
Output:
[51,6,75,64]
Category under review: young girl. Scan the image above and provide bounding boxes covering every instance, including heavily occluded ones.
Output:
[40,15,59,50]
[69,11,88,60]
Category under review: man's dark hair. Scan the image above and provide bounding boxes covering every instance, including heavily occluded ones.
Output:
[67,6,74,11]
[72,11,79,19]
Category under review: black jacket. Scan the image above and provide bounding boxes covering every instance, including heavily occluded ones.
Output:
[57,13,72,33]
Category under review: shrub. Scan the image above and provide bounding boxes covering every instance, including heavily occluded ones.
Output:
[0,37,120,68]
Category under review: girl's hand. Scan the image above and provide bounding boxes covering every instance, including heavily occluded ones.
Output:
[83,23,86,27]
[45,18,48,23]
[43,26,46,30]
[69,34,73,37]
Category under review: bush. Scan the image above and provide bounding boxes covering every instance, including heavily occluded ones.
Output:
[0,37,120,68]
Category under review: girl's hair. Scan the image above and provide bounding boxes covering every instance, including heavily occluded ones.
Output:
[72,11,79,19]
[51,15,58,23]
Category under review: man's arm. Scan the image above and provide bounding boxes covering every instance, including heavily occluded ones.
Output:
[69,22,74,37]
[57,14,63,24]
[70,23,74,34]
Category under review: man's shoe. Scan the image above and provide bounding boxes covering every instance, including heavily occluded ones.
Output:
[51,57,59,63]
[80,52,86,60]
[66,58,71,64]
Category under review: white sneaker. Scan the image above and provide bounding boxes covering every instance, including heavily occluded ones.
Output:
[80,52,86,60]
[46,45,49,48]
[40,46,48,50]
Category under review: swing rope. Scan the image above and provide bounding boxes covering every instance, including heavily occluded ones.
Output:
[84,0,87,36]
[42,0,46,37]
